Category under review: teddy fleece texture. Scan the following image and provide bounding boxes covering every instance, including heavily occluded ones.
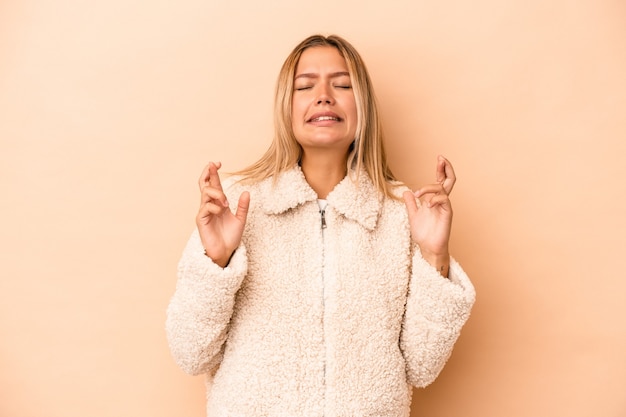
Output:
[166,166,475,417]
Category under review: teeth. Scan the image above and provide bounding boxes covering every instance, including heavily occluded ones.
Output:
[312,116,339,121]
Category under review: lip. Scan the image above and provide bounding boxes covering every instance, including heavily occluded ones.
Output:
[307,111,342,123]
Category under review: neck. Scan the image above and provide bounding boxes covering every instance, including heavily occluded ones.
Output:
[300,150,348,199]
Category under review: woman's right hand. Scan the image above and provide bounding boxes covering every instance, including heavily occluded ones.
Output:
[196,162,250,268]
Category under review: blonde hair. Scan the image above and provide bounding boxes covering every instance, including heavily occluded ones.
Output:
[234,34,399,199]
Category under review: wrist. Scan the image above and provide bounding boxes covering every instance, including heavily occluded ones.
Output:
[204,249,234,268]
[420,250,450,278]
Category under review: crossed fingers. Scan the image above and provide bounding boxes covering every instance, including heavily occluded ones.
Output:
[198,162,229,214]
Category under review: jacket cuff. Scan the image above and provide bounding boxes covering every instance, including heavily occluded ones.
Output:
[411,248,476,322]
[177,230,248,292]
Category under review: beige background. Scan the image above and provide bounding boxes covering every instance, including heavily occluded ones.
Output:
[1,0,625,416]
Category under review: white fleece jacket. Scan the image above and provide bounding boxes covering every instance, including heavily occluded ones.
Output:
[166,166,475,417]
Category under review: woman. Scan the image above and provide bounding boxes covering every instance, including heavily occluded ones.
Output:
[166,34,475,416]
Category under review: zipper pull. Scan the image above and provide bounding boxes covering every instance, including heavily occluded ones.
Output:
[320,209,327,229]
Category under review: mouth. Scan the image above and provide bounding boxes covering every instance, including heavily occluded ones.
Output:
[310,116,340,122]
[307,112,342,123]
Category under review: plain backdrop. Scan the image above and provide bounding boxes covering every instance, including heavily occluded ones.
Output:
[1,0,625,416]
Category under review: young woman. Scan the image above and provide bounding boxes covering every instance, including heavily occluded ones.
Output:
[166,34,475,416]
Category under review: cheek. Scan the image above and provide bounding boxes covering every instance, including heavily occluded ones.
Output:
[345,98,358,125]
[291,97,306,120]
[290,101,305,136]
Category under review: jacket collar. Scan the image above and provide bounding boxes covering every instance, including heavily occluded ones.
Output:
[259,165,382,230]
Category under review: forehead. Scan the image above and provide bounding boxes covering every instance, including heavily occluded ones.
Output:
[295,46,349,75]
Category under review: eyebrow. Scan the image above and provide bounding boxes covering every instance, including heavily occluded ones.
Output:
[294,71,351,80]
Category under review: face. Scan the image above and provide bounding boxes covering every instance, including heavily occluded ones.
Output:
[291,46,358,154]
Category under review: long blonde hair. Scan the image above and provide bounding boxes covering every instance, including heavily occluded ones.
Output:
[234,34,399,198]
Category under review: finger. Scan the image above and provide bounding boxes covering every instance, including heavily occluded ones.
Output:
[437,155,456,195]
[197,202,226,221]
[403,190,420,219]
[208,162,224,190]
[200,186,228,206]
[436,156,446,183]
[415,183,446,198]
[426,194,452,211]
[198,161,223,188]
[204,202,226,215]
[204,162,229,207]
[198,161,222,187]
[235,191,251,223]
[198,164,211,190]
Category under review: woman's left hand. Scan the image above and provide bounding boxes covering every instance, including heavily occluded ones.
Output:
[403,155,456,276]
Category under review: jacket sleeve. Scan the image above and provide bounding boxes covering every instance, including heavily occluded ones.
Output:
[165,229,248,375]
[400,245,476,388]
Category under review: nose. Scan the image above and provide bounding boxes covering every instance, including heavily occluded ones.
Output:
[315,84,334,105]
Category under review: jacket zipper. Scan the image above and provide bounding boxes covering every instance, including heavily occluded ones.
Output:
[320,208,327,229]
[319,206,327,415]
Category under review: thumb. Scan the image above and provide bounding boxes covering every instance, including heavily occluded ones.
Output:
[403,190,419,220]
[235,191,250,224]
